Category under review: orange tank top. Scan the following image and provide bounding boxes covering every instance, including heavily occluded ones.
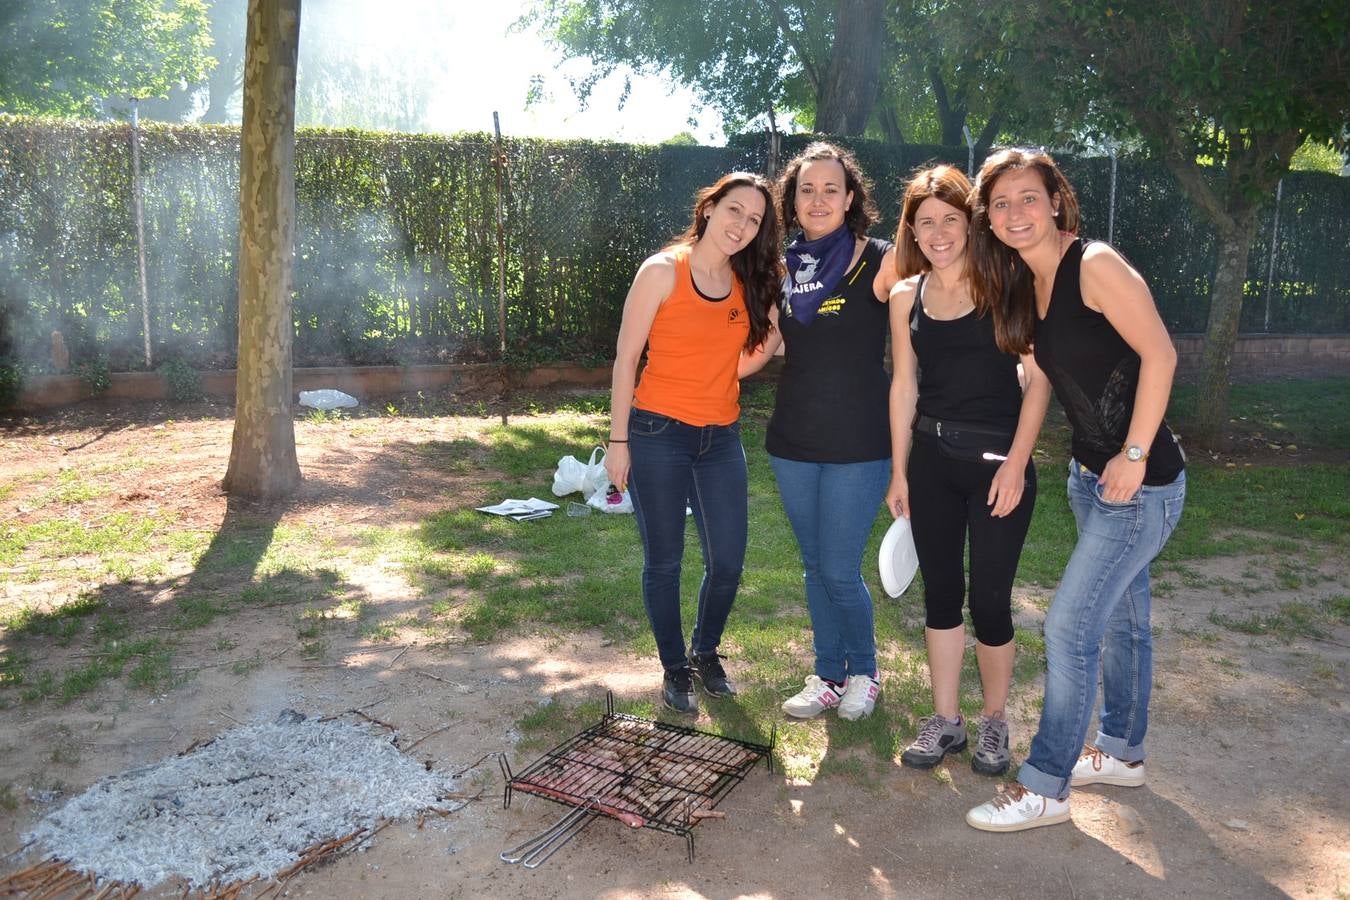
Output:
[632,247,750,426]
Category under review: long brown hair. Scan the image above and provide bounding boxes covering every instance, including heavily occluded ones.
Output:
[776,141,879,240]
[970,147,1081,354]
[668,171,783,352]
[894,163,975,288]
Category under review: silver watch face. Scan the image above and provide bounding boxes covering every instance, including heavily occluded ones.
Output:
[1125,446,1144,462]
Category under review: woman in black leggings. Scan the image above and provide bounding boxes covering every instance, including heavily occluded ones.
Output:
[885,165,1050,775]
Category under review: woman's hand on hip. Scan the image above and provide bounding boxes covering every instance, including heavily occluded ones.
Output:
[604,443,630,493]
[1098,453,1145,503]
[987,459,1026,517]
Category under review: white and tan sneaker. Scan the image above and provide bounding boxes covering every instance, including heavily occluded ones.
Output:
[1071,745,1146,787]
[781,675,844,718]
[838,674,880,721]
[966,784,1070,833]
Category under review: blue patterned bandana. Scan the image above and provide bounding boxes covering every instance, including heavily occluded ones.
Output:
[783,225,855,324]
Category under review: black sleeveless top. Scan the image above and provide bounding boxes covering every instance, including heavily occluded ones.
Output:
[766,237,892,462]
[1034,239,1185,484]
[911,275,1022,432]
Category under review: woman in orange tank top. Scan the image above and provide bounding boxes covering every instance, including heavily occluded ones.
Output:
[604,172,783,714]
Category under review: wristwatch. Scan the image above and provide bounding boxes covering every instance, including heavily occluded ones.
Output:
[1123,444,1148,462]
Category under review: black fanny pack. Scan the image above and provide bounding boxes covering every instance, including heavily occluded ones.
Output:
[914,415,1014,463]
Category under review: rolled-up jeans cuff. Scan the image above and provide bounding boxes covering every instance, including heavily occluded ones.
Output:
[1095,730,1145,765]
[1017,761,1070,802]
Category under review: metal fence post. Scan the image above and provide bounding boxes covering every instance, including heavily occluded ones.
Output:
[130,98,152,368]
[1263,178,1283,333]
[1107,145,1118,245]
[493,112,506,357]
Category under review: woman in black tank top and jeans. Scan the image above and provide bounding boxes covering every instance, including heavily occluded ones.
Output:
[886,166,1051,777]
[739,142,899,723]
[964,149,1186,834]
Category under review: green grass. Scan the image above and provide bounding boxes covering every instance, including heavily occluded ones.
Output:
[1207,596,1346,642]
[33,469,110,507]
[0,512,174,577]
[13,636,173,705]
[1169,378,1350,450]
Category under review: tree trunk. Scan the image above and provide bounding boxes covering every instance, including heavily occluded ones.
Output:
[928,68,967,146]
[815,0,886,134]
[973,111,1003,159]
[201,4,246,123]
[1195,210,1260,446]
[222,0,302,498]
[877,104,904,144]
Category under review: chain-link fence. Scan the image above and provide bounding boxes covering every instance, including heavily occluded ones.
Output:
[0,115,1345,375]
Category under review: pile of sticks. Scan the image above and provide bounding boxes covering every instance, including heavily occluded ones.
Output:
[0,858,138,898]
[0,823,375,900]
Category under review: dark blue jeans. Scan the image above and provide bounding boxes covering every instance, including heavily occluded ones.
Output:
[627,408,748,671]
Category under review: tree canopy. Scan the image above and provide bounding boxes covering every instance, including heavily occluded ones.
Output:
[994,0,1349,442]
[524,0,896,135]
[0,0,214,117]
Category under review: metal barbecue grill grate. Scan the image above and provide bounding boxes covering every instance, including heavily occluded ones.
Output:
[500,692,775,867]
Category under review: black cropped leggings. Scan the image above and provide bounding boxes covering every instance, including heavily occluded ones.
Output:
[907,433,1036,646]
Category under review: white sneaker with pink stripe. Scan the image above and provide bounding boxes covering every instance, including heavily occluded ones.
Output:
[781,675,844,718]
[839,674,880,721]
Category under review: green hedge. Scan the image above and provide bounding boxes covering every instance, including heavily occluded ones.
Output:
[0,116,1345,373]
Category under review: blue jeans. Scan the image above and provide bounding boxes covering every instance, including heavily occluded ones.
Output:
[1019,460,1186,800]
[627,408,748,671]
[769,454,890,683]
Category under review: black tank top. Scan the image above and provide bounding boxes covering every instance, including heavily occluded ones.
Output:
[910,275,1022,432]
[1034,239,1185,484]
[766,237,892,462]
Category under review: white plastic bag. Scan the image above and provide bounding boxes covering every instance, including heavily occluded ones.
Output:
[551,454,588,497]
[552,446,608,500]
[297,389,359,410]
[586,483,634,514]
[579,446,609,499]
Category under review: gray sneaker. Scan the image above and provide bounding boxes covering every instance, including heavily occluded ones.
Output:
[971,714,1011,775]
[662,666,698,715]
[901,714,968,769]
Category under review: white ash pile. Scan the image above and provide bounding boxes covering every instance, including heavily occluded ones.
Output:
[22,710,455,890]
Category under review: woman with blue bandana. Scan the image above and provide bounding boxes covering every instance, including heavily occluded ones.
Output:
[741,142,899,721]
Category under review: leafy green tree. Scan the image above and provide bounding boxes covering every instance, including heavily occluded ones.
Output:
[1290,136,1345,174]
[524,0,888,135]
[660,130,700,146]
[872,1,1012,152]
[0,0,213,117]
[992,0,1349,445]
[180,0,450,131]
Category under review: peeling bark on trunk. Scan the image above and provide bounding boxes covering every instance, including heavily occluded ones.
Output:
[222,0,302,498]
[815,0,886,134]
[1196,211,1260,446]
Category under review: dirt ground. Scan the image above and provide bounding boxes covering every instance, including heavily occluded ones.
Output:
[1,398,1346,899]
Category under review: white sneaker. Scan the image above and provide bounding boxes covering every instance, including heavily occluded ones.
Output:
[838,674,880,721]
[966,784,1071,832]
[1071,745,1146,787]
[781,675,843,718]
